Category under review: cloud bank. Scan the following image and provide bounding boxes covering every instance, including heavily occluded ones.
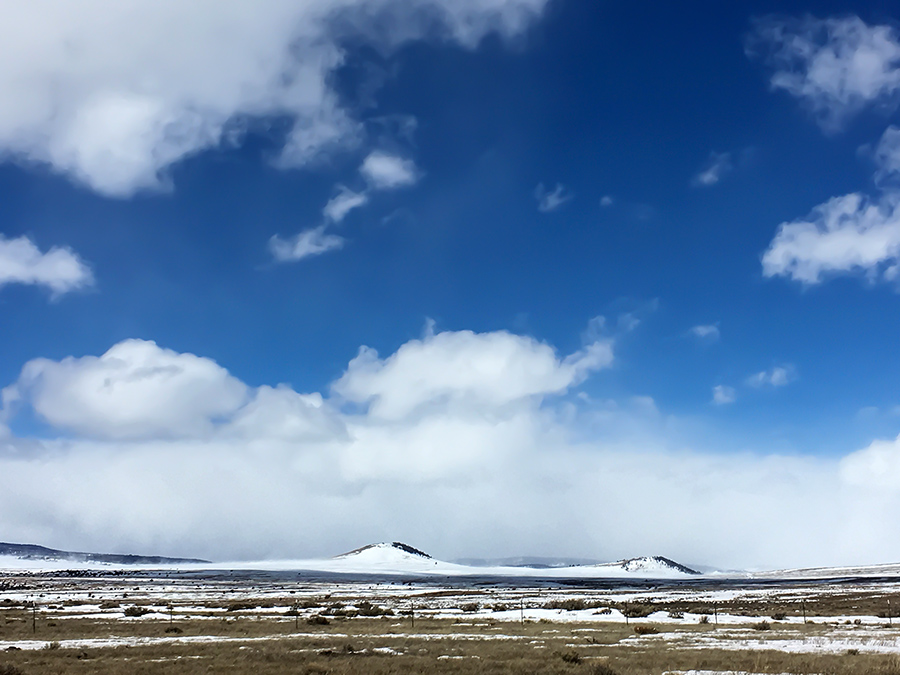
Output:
[2,327,899,569]
[0,0,547,197]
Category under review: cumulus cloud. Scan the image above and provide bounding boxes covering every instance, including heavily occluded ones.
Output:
[692,152,732,187]
[762,192,900,284]
[0,0,548,197]
[535,183,573,212]
[269,225,345,262]
[0,235,93,297]
[360,151,419,190]
[712,385,736,405]
[6,339,249,439]
[689,324,720,341]
[748,15,900,131]
[2,329,900,567]
[332,329,613,420]
[747,365,796,388]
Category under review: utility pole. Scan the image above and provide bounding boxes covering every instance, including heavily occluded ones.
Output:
[31,601,36,634]
[714,604,718,628]
[802,602,806,624]
[520,599,524,627]
[889,599,893,626]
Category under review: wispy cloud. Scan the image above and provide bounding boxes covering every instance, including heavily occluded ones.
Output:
[747,15,900,132]
[268,226,345,262]
[322,186,368,223]
[360,151,420,190]
[273,152,421,264]
[712,385,736,405]
[747,365,796,388]
[600,195,614,207]
[535,183,573,212]
[689,324,720,341]
[692,152,733,187]
[0,235,93,297]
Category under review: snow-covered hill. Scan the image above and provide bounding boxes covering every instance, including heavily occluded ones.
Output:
[203,543,703,578]
[0,539,696,578]
[593,556,700,575]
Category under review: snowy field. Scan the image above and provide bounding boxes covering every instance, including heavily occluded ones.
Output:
[3,549,900,674]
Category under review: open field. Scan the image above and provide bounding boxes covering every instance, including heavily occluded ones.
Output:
[3,570,900,674]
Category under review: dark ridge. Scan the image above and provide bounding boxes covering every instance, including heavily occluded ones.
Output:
[0,542,209,565]
[335,542,432,559]
[391,542,431,559]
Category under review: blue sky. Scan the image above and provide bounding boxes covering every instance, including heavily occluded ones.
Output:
[2,0,900,568]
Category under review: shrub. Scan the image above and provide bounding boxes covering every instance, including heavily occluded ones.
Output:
[621,604,655,618]
[771,612,787,621]
[225,602,256,612]
[590,665,621,675]
[698,615,710,624]
[355,601,388,617]
[0,665,25,675]
[668,611,684,619]
[752,621,771,631]
[545,598,587,611]
[306,615,330,625]
[460,602,480,613]
[164,626,183,634]
[632,625,659,635]
[847,648,860,656]
[558,650,581,664]
[490,603,509,612]
[123,606,150,617]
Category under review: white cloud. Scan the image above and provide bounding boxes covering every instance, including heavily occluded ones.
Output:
[269,225,345,262]
[535,183,573,212]
[748,15,900,131]
[712,385,736,405]
[874,125,900,182]
[333,329,613,420]
[0,235,93,296]
[7,339,249,439]
[4,330,900,568]
[841,434,900,489]
[360,151,419,190]
[322,186,369,223]
[747,365,796,388]
[0,0,548,197]
[692,152,732,187]
[600,195,614,207]
[689,324,720,341]
[762,192,900,284]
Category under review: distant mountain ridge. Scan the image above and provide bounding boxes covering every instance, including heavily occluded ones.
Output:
[0,542,209,565]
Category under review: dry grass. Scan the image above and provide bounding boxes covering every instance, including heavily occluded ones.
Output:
[2,613,900,674]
